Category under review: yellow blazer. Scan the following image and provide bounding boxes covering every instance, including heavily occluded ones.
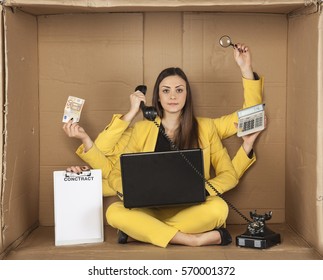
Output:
[107,117,238,199]
[76,77,263,196]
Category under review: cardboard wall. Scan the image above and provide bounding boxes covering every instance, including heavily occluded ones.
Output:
[1,0,322,257]
[182,13,287,224]
[1,8,39,250]
[38,12,144,225]
[37,12,287,226]
[318,11,323,256]
[3,0,306,15]
[287,9,323,255]
[0,5,4,252]
[286,11,319,252]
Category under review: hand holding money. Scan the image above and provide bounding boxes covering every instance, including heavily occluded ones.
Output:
[62,119,94,152]
[63,119,87,139]
[62,96,85,123]
[62,96,93,152]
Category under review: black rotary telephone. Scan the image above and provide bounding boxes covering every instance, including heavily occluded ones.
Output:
[134,84,281,249]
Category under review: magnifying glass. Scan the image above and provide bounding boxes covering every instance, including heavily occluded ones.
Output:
[219,35,235,48]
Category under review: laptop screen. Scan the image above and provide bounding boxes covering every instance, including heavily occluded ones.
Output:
[120,148,206,208]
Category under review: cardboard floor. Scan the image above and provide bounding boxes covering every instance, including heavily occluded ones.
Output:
[4,224,322,260]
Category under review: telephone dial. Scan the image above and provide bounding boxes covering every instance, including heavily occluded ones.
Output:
[135,84,281,249]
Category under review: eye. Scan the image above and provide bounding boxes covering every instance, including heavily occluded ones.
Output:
[176,88,184,93]
[162,89,170,94]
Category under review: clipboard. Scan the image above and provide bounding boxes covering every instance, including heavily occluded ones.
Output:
[53,169,104,246]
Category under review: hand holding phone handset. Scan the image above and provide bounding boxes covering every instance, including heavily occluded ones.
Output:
[137,84,280,249]
[135,85,157,121]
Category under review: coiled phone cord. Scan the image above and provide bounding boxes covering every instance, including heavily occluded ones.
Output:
[154,120,252,224]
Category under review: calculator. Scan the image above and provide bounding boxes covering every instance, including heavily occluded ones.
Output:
[237,104,265,137]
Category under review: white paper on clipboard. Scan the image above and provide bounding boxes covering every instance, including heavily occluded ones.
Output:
[53,169,103,246]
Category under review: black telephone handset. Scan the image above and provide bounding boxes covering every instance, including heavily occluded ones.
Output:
[135,85,157,121]
[133,85,280,249]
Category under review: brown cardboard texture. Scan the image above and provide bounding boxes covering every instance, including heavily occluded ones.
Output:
[3,0,306,14]
[0,0,323,259]
[0,5,4,252]
[1,6,39,255]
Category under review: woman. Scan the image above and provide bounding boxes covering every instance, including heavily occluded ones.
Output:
[64,44,263,245]
[65,43,263,197]
[106,67,239,248]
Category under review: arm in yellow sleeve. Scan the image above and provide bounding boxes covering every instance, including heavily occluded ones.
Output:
[213,77,264,140]
[94,114,132,156]
[199,119,238,196]
[75,143,117,196]
[75,114,132,175]
[232,146,256,179]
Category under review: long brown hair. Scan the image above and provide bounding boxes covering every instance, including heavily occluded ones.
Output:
[152,67,199,149]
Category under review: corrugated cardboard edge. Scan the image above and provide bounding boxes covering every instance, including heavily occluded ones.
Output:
[0,222,38,260]
[2,0,306,15]
[0,4,11,258]
[317,9,323,256]
[4,0,306,7]
[0,4,4,254]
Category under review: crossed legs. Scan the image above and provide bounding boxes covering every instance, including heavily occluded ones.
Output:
[106,196,229,248]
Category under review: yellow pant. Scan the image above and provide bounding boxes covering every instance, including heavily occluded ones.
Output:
[106,196,229,248]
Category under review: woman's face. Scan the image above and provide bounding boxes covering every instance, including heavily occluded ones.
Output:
[158,75,187,116]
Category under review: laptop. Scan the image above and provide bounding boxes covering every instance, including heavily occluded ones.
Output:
[120,148,206,208]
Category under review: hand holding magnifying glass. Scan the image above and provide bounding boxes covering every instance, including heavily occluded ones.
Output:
[219,35,235,48]
[219,35,248,53]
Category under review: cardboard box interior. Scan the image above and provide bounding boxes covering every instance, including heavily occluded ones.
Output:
[0,0,322,258]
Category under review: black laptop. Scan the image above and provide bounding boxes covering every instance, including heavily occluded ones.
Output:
[120,148,206,208]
